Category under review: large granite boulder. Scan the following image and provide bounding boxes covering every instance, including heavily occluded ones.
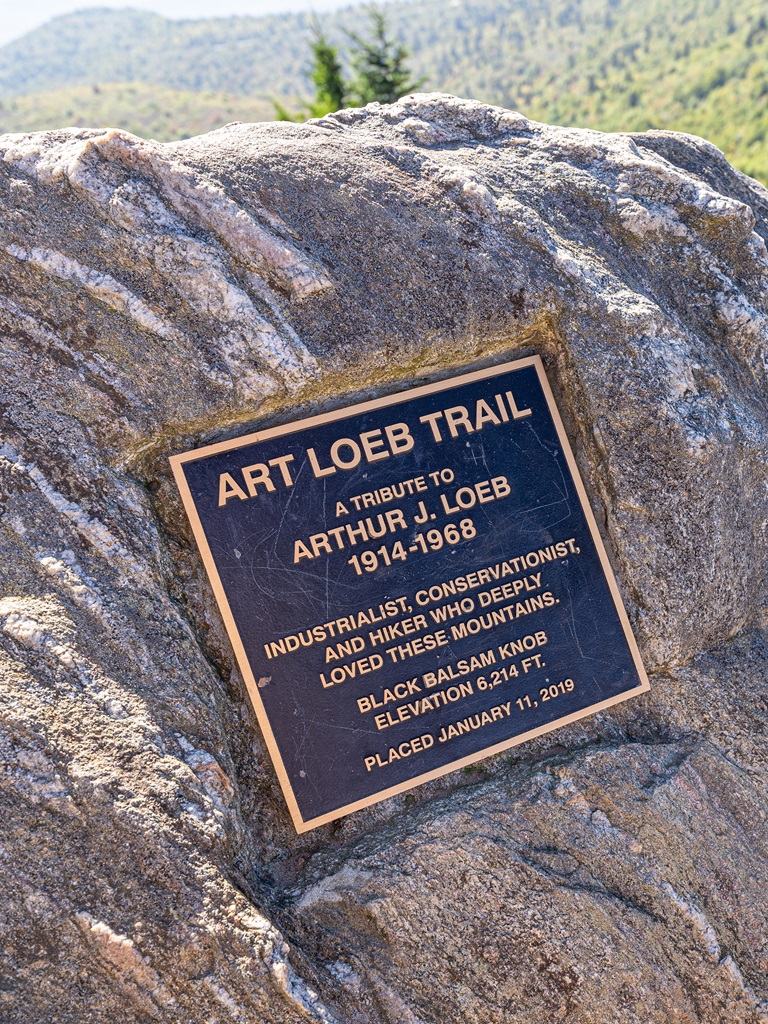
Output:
[1,94,767,1022]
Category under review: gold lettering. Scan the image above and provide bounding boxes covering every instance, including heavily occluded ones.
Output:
[218,472,248,507]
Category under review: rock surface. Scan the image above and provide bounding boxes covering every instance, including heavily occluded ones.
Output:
[1,93,767,1022]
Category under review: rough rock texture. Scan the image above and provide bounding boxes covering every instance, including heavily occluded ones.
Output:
[1,93,768,1022]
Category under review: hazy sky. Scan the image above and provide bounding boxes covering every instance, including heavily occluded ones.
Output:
[0,0,349,48]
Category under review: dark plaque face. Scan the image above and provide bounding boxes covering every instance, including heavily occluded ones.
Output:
[171,356,649,832]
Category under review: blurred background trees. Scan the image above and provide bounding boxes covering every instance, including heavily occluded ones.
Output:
[347,10,424,105]
[275,9,422,121]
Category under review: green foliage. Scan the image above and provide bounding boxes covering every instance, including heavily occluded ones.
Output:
[272,100,300,123]
[276,10,419,121]
[2,0,768,183]
[347,9,424,105]
[274,27,347,121]
[310,29,346,113]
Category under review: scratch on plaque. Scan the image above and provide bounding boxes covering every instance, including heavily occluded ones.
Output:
[275,458,306,547]
[562,578,585,658]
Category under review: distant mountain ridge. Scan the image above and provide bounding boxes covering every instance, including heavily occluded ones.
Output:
[0,8,312,98]
[1,0,767,183]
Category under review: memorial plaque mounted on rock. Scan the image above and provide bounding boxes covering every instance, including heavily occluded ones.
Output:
[171,355,649,831]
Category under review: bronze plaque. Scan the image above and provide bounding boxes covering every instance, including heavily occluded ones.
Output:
[171,355,649,832]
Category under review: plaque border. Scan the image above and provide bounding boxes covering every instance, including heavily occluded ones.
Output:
[170,355,650,833]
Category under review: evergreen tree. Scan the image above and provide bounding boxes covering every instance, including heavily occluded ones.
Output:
[348,10,424,106]
[274,8,421,122]
[307,29,346,116]
[274,27,346,121]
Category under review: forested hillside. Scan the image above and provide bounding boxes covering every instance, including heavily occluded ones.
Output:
[0,83,275,143]
[1,0,766,182]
